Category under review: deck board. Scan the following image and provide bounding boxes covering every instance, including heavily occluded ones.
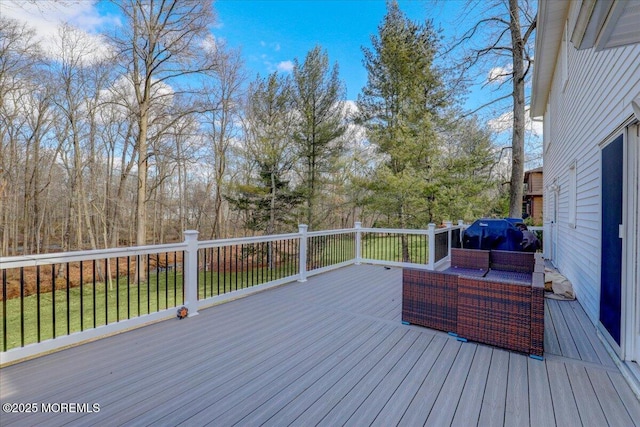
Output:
[587,368,635,426]
[528,357,556,427]
[544,302,562,355]
[504,353,529,426]
[397,338,462,426]
[547,299,582,359]
[1,264,639,427]
[370,335,445,426]
[566,363,609,426]
[558,300,601,363]
[567,298,618,368]
[477,348,509,426]
[262,325,399,426]
[450,345,491,427]
[424,343,476,426]
[342,332,431,426]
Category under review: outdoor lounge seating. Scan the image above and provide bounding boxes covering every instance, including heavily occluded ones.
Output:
[402,248,489,333]
[402,248,545,358]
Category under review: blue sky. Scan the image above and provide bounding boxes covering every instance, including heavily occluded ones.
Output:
[3,0,541,163]
[208,0,546,161]
[2,0,508,114]
[212,0,465,101]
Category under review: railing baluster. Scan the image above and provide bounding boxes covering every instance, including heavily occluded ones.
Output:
[165,252,169,308]
[200,249,205,299]
[156,253,160,311]
[127,256,131,319]
[217,247,221,296]
[235,244,239,290]
[251,243,255,286]
[136,255,140,317]
[177,251,182,304]
[92,259,96,328]
[146,254,150,315]
[2,269,6,351]
[224,246,228,293]
[116,257,120,322]
[243,244,248,288]
[105,258,109,326]
[52,264,56,339]
[80,261,84,331]
[36,265,41,343]
[66,263,70,334]
[20,267,24,347]
[211,248,215,295]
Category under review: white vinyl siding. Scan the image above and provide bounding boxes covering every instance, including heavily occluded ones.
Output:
[568,161,577,228]
[562,22,569,91]
[543,2,640,324]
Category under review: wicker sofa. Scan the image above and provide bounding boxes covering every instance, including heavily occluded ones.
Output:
[402,248,545,358]
[402,248,489,333]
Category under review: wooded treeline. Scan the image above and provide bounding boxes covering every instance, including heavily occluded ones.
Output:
[1,1,510,257]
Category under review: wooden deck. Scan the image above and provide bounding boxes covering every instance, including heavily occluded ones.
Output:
[1,264,639,426]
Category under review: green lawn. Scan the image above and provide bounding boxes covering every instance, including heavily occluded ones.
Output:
[361,234,429,264]
[1,272,185,351]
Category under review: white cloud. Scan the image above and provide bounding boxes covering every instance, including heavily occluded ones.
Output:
[488,64,513,84]
[2,0,118,63]
[259,40,281,52]
[277,60,294,73]
[488,106,543,137]
[201,34,218,55]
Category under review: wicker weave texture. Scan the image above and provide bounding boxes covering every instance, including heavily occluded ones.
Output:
[402,269,458,333]
[530,286,545,357]
[484,269,532,285]
[450,248,490,270]
[444,267,488,278]
[530,272,545,357]
[490,250,535,273]
[457,277,532,354]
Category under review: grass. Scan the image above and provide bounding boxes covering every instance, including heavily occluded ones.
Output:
[362,234,429,264]
[1,271,185,351]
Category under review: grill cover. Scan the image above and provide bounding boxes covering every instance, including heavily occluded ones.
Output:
[462,219,524,251]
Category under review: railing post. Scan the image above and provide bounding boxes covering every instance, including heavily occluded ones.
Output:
[298,224,308,282]
[428,223,436,269]
[183,230,199,317]
[354,221,362,264]
[444,221,453,258]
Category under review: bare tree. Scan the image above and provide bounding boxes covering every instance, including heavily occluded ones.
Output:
[111,0,219,247]
[0,17,55,255]
[52,24,114,252]
[450,0,536,218]
[200,45,246,239]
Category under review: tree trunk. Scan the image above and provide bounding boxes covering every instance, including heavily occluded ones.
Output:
[508,0,525,219]
[136,111,149,282]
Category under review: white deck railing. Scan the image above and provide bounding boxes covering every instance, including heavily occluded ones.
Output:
[0,221,466,364]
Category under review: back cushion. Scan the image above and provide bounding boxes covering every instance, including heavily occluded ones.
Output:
[491,250,535,273]
[450,248,490,270]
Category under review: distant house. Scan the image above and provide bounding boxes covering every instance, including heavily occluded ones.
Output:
[523,167,543,225]
[531,0,640,392]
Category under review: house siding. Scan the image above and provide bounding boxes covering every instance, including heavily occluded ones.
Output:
[529,173,543,194]
[543,3,640,324]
